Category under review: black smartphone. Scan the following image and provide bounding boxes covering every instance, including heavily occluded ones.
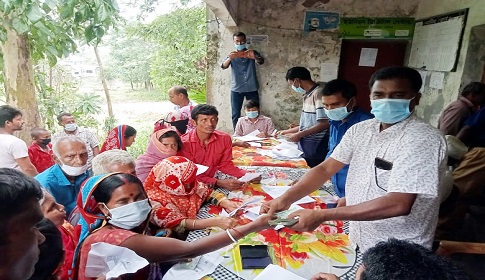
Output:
[239,245,272,269]
[375,157,393,170]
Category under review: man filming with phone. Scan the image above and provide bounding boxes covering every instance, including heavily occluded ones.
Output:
[261,67,447,252]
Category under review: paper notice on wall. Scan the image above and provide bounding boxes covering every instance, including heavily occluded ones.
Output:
[429,72,445,89]
[358,48,378,67]
[417,70,427,92]
[320,62,339,82]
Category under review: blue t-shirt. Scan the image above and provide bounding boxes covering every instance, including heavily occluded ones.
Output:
[464,106,485,147]
[325,108,374,197]
[35,164,89,215]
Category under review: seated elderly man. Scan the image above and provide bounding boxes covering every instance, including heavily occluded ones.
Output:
[35,136,89,216]
[0,168,45,280]
[92,149,136,176]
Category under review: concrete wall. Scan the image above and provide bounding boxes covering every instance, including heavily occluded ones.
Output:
[415,0,485,126]
[206,0,419,133]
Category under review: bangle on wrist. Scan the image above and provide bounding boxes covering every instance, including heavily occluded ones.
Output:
[231,228,243,238]
[192,219,197,229]
[226,229,237,243]
[217,197,228,206]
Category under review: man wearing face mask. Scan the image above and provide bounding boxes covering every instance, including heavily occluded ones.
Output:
[52,112,100,174]
[35,136,90,216]
[28,127,55,173]
[262,67,447,252]
[221,32,265,129]
[278,67,330,167]
[322,79,373,197]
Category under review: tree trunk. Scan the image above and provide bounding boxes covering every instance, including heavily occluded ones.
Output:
[1,29,41,142]
[94,45,113,117]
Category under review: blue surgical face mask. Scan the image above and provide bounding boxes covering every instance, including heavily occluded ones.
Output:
[291,81,306,95]
[235,44,247,51]
[370,97,415,124]
[324,99,352,121]
[246,111,259,118]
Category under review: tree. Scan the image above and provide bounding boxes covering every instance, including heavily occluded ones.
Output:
[105,26,154,90]
[135,4,207,97]
[0,0,119,141]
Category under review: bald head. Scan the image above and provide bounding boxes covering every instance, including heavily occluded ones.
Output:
[168,86,189,107]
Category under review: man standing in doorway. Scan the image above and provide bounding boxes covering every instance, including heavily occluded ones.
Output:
[0,105,38,176]
[221,32,264,129]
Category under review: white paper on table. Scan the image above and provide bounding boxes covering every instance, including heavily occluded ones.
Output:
[238,172,262,182]
[85,242,149,279]
[253,264,306,280]
[220,209,229,217]
[271,148,303,159]
[162,251,223,280]
[262,186,315,205]
[273,141,299,150]
[249,142,262,147]
[234,130,267,142]
[195,164,209,175]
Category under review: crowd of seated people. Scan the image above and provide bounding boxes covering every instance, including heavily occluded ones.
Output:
[1,66,483,280]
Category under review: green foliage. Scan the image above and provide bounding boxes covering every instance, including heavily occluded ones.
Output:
[34,65,102,131]
[125,127,151,159]
[135,4,207,98]
[104,26,153,87]
[0,0,120,66]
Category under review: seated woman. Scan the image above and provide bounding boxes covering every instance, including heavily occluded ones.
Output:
[135,128,182,183]
[75,173,271,279]
[40,189,77,280]
[144,156,240,236]
[100,125,137,153]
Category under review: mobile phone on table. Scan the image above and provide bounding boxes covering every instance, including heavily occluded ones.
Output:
[239,244,272,269]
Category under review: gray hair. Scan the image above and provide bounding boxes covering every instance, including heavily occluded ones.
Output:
[92,149,135,175]
[52,136,86,157]
[39,188,52,206]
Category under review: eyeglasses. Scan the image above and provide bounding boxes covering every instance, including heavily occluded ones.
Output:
[374,157,393,191]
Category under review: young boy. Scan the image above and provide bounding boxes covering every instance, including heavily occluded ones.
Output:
[233,100,275,137]
[28,127,55,172]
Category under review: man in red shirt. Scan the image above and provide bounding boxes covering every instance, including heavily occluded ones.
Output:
[180,104,248,190]
[28,128,55,173]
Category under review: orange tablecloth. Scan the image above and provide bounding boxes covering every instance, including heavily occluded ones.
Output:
[232,139,309,168]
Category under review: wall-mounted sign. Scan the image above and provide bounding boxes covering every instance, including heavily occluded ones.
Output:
[304,11,339,32]
[339,17,415,39]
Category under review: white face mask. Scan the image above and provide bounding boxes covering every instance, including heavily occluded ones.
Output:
[106,199,151,230]
[64,123,78,132]
[60,163,87,176]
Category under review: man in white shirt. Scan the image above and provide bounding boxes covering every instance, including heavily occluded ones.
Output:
[263,66,447,252]
[0,105,38,176]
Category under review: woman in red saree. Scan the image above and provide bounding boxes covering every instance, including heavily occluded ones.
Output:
[144,156,240,235]
[74,173,272,279]
[100,125,137,153]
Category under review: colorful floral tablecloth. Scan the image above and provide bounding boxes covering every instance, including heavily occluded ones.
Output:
[232,139,309,169]
[188,167,361,280]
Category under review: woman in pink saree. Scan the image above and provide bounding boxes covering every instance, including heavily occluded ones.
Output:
[135,128,182,183]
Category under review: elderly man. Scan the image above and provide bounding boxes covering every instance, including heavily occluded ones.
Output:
[92,149,136,176]
[52,112,99,173]
[168,85,197,111]
[0,105,38,176]
[35,136,89,216]
[180,104,248,190]
[0,168,45,280]
[263,67,447,252]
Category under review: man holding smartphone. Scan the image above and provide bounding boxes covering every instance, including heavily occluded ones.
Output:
[262,67,447,252]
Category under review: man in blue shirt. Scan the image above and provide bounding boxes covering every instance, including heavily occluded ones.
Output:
[35,136,89,215]
[323,79,373,197]
[221,32,264,128]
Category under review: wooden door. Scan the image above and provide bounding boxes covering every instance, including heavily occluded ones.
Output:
[338,40,408,112]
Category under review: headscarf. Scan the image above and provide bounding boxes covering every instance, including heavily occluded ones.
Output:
[144,156,211,228]
[154,111,189,134]
[135,128,179,183]
[100,125,127,153]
